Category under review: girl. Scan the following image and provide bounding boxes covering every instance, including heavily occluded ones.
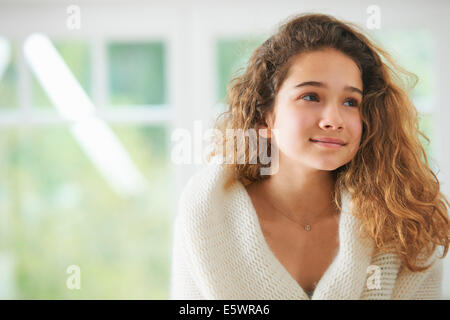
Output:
[170,13,449,300]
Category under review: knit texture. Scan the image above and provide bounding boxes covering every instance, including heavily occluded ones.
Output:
[170,163,444,300]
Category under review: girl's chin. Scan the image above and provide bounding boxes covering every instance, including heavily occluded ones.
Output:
[308,160,347,171]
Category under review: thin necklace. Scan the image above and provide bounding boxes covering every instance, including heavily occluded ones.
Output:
[272,206,314,231]
[264,196,339,232]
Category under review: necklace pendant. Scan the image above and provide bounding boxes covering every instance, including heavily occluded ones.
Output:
[305,224,311,231]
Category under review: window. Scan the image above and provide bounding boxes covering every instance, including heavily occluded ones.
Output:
[108,42,166,107]
[216,36,264,110]
[370,29,436,160]
[32,39,92,110]
[0,36,173,299]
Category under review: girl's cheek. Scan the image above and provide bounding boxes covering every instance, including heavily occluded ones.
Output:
[353,117,363,139]
[293,114,313,131]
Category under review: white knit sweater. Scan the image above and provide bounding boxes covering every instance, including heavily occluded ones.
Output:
[170,163,444,300]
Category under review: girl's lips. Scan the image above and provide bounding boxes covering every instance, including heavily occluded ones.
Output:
[310,139,345,148]
[310,138,346,145]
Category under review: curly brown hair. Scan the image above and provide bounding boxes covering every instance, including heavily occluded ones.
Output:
[208,13,449,272]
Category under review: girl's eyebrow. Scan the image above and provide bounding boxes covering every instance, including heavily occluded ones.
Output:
[293,81,363,96]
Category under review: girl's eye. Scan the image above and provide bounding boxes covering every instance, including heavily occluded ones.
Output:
[300,94,360,107]
[301,94,319,102]
[344,98,359,107]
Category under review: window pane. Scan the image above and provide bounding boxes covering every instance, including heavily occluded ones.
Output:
[31,39,91,110]
[0,125,173,298]
[216,37,264,103]
[0,38,18,109]
[108,42,166,106]
[370,29,435,104]
[370,29,436,159]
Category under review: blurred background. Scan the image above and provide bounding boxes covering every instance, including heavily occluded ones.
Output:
[0,0,449,299]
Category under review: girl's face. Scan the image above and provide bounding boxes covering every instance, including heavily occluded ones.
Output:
[266,48,363,171]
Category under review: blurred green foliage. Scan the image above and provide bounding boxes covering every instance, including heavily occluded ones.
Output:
[32,40,92,109]
[0,125,173,299]
[2,38,173,299]
[370,29,435,100]
[108,42,166,106]
[216,36,265,103]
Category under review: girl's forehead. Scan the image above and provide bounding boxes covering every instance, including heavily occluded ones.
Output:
[283,50,363,89]
[287,50,360,74]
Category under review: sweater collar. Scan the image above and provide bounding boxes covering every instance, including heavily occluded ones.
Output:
[185,164,377,300]
[237,177,376,300]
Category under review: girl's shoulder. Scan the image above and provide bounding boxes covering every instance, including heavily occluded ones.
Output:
[176,163,237,223]
[179,164,231,204]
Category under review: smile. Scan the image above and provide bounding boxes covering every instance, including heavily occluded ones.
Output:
[310,139,345,148]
